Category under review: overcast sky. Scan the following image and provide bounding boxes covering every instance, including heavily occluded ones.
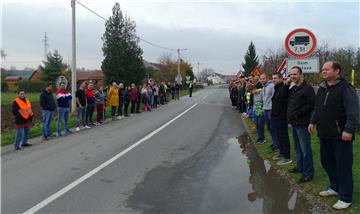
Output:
[1,0,359,74]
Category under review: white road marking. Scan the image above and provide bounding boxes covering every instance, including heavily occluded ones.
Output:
[203,95,208,99]
[23,103,199,214]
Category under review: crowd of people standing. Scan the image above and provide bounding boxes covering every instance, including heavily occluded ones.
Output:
[229,60,359,210]
[11,80,185,150]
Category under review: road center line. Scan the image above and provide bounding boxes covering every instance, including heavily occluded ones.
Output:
[23,103,199,214]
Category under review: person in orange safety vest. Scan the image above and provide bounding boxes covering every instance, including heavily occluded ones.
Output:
[12,89,34,150]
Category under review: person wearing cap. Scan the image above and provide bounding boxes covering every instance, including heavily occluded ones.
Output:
[12,89,34,150]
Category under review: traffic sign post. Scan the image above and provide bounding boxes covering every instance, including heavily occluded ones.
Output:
[285,28,317,59]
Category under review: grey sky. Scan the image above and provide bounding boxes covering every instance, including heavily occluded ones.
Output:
[1,0,359,74]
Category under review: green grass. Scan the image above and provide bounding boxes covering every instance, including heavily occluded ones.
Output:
[1,88,200,146]
[243,118,360,213]
[1,92,41,105]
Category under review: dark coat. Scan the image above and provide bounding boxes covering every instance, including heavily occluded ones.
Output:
[272,83,290,120]
[287,81,316,126]
[311,77,359,140]
[40,90,56,111]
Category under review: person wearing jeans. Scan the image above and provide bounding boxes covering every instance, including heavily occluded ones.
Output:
[76,107,86,129]
[287,66,316,184]
[56,107,70,135]
[292,125,314,177]
[248,85,264,144]
[259,74,277,151]
[56,82,72,136]
[39,83,56,140]
[12,89,34,150]
[309,61,359,210]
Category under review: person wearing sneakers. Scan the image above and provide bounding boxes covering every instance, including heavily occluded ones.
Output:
[287,66,316,184]
[85,83,96,126]
[75,81,88,131]
[309,61,359,210]
[259,73,277,152]
[55,82,72,136]
[248,84,265,145]
[271,73,292,166]
[12,89,34,150]
[39,83,56,140]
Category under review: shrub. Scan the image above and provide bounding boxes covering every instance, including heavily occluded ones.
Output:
[16,81,46,92]
[1,79,8,92]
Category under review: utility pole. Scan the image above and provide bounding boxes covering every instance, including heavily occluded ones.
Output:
[176,48,187,83]
[71,0,77,113]
[42,32,49,60]
[197,62,200,80]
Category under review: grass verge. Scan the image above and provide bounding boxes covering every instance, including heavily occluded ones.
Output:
[243,118,360,213]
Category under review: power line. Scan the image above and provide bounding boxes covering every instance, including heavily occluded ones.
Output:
[75,0,177,51]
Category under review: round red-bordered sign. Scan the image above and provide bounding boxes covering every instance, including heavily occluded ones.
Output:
[285,28,317,58]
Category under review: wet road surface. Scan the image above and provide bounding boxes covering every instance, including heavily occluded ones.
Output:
[2,87,313,213]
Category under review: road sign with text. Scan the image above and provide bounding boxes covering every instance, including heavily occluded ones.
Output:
[287,57,319,73]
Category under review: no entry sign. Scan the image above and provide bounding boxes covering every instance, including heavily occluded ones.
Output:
[285,28,317,58]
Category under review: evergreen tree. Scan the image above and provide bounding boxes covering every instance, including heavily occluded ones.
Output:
[40,50,67,84]
[101,3,145,85]
[185,69,195,80]
[242,41,259,76]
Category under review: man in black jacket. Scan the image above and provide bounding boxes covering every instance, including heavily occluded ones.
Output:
[271,73,292,166]
[40,83,56,140]
[287,66,316,184]
[309,61,359,210]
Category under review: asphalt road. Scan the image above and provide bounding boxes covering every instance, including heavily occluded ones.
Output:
[2,87,311,214]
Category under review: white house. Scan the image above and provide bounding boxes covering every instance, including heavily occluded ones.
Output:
[206,73,226,84]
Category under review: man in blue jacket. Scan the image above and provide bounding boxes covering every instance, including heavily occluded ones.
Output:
[309,61,359,210]
[40,83,56,140]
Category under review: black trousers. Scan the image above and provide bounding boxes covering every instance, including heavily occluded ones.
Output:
[136,101,141,113]
[273,118,290,159]
[320,138,353,203]
[131,101,136,114]
[111,106,117,117]
[124,102,129,116]
[153,96,158,108]
[85,104,95,125]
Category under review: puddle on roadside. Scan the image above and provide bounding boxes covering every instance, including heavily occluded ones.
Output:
[201,132,313,213]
